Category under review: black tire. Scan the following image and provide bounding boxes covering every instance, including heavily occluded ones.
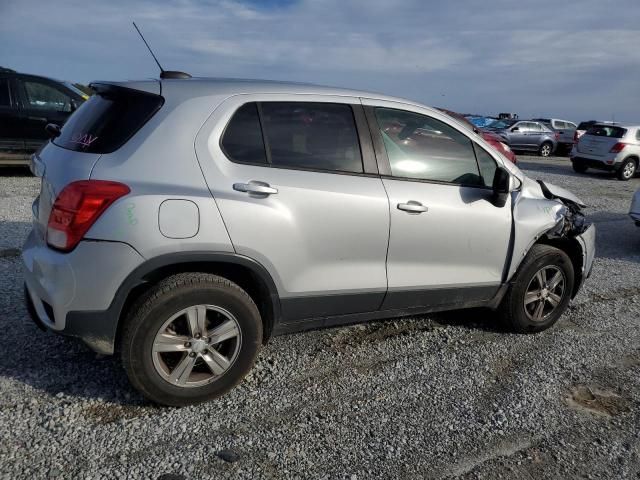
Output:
[572,161,588,173]
[498,244,574,333]
[121,273,262,406]
[617,158,637,181]
[539,142,553,157]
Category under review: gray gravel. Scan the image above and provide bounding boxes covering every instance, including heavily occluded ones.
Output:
[1,158,639,479]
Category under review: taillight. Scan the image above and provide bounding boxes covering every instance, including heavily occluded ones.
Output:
[610,143,628,153]
[573,131,578,143]
[47,180,130,252]
[554,132,560,140]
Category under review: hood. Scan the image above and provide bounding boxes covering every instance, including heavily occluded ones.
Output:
[537,180,586,208]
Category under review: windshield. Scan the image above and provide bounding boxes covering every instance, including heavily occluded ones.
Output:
[487,119,515,129]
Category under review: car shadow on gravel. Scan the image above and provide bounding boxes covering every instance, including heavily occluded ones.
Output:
[431,307,505,333]
[1,253,147,408]
[0,166,32,177]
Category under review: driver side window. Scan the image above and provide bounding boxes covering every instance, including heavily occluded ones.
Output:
[22,80,72,112]
[374,107,482,186]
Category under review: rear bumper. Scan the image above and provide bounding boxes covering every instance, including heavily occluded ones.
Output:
[571,156,619,171]
[22,229,144,354]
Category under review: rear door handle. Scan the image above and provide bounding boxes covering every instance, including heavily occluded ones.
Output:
[233,181,278,195]
[397,201,428,213]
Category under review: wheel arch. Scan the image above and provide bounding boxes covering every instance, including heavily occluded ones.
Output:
[106,252,281,354]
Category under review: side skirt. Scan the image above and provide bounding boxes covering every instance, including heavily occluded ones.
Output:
[273,284,508,336]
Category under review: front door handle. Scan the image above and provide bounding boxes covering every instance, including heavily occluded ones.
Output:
[233,181,278,195]
[397,201,428,213]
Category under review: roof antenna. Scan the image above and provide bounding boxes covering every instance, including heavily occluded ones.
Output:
[132,22,191,80]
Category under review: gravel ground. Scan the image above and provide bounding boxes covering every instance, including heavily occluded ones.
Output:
[1,157,639,479]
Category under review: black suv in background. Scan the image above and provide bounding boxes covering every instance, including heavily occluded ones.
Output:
[0,67,87,166]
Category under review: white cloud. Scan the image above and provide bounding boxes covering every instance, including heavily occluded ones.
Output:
[1,0,639,121]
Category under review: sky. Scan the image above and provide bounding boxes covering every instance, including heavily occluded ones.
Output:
[1,0,639,123]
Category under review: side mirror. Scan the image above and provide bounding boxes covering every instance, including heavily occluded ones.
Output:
[70,99,79,112]
[510,126,519,132]
[492,167,510,207]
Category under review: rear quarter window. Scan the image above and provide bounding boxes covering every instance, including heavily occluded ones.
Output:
[54,86,164,154]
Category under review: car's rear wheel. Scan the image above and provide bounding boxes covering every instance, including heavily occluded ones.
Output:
[617,158,637,181]
[539,142,553,157]
[121,273,262,406]
[572,162,588,173]
[499,244,574,333]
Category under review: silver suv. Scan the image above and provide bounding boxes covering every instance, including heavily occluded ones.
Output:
[23,77,596,406]
[571,124,640,180]
[486,120,558,157]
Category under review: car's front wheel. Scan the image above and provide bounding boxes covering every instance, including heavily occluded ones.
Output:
[499,244,574,333]
[121,273,262,406]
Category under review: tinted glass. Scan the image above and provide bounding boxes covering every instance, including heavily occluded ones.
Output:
[474,144,498,187]
[585,125,627,138]
[54,88,164,153]
[221,103,267,164]
[260,102,363,173]
[554,121,566,129]
[487,119,515,129]
[577,121,595,130]
[374,107,482,185]
[0,78,10,107]
[23,80,72,112]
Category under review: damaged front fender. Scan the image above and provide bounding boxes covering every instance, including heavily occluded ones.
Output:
[508,177,595,296]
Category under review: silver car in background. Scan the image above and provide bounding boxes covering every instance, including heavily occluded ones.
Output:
[486,119,558,157]
[23,77,596,406]
[532,118,577,155]
[571,124,640,180]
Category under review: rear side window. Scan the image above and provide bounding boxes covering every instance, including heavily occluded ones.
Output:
[54,86,164,154]
[261,102,363,173]
[0,78,10,107]
[585,125,627,138]
[374,107,482,186]
[221,103,267,164]
[221,102,364,174]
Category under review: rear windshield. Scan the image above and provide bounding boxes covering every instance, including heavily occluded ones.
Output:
[585,125,627,139]
[53,86,164,154]
[577,121,595,130]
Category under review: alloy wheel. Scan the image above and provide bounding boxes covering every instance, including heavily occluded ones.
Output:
[622,161,636,179]
[523,266,566,322]
[540,143,552,157]
[151,305,242,387]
